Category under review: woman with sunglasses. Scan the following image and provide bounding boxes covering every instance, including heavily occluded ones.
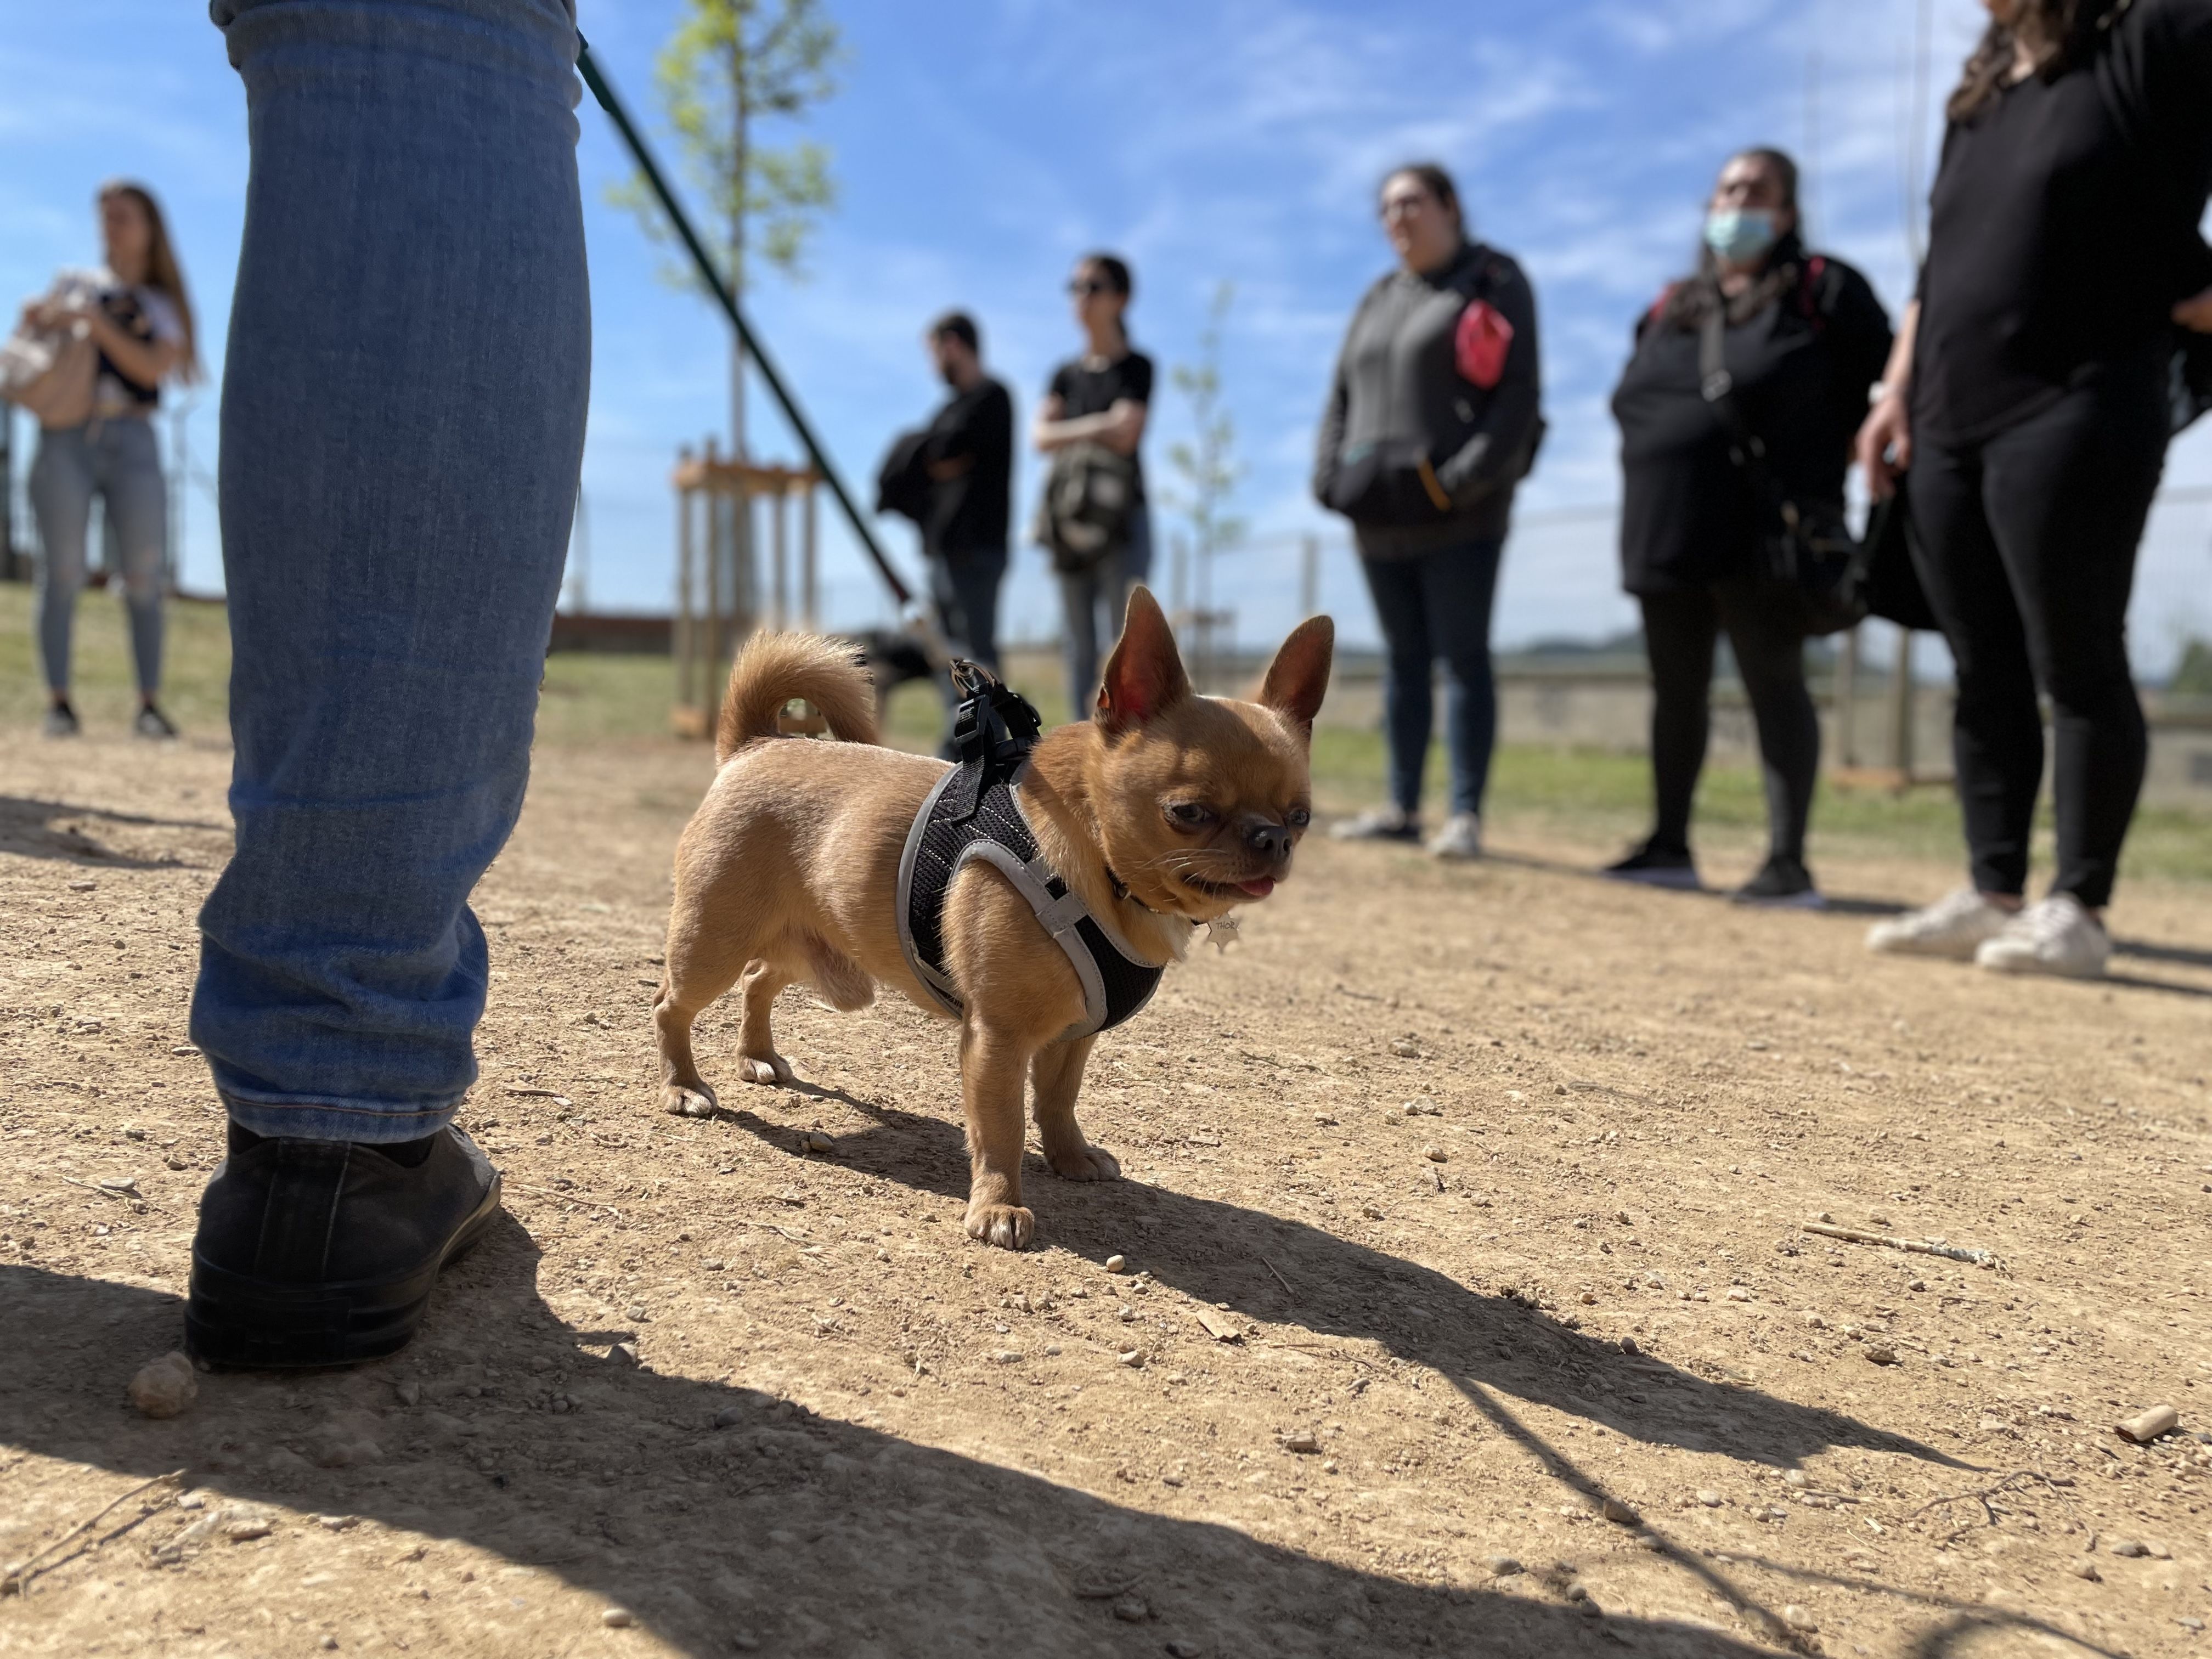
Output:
[1033,252,1152,719]
[1314,163,1543,860]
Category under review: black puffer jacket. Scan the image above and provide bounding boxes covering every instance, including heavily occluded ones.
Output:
[1312,240,1544,557]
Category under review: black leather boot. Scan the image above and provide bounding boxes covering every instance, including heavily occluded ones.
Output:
[186,1121,502,1368]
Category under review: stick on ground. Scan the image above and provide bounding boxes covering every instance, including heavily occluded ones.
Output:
[1802,1221,2001,1269]
[2,1468,185,1595]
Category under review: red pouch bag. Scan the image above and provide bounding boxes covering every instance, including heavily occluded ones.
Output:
[1454,299,1513,390]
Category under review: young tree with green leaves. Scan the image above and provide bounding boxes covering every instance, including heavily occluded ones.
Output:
[1166,283,1243,681]
[611,0,843,456]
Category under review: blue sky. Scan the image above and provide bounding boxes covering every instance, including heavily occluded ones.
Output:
[5,0,2209,665]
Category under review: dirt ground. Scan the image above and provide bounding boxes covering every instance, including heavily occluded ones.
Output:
[4,722,2211,1659]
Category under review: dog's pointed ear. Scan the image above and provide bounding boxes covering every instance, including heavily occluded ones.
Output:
[1260,614,1334,737]
[1096,586,1190,733]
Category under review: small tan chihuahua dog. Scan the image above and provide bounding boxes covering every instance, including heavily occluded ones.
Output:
[654,588,1333,1249]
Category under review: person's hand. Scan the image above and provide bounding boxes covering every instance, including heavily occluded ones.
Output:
[1856,390,1912,501]
[2175,286,2212,333]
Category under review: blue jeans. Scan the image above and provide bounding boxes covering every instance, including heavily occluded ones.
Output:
[929,543,1007,755]
[29,417,167,697]
[928,544,1006,672]
[190,0,590,1143]
[1057,507,1150,720]
[1358,538,1503,818]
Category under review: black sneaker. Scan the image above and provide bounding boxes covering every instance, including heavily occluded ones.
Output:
[133,703,180,741]
[187,1121,503,1369]
[42,701,80,740]
[1731,854,1824,909]
[1602,838,1701,890]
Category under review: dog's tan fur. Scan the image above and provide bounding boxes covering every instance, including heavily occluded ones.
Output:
[655,589,1333,1249]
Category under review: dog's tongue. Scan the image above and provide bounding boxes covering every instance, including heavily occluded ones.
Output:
[1237,877,1277,899]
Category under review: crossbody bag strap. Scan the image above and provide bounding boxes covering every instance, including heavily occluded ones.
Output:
[1697,287,1801,538]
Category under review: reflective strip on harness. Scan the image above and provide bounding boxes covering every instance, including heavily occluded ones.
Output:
[894,760,1163,1039]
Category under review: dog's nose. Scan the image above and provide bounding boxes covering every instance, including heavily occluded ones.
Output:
[1244,820,1289,861]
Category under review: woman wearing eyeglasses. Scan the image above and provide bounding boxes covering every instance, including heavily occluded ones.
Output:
[1033,252,1153,720]
[1314,163,1543,860]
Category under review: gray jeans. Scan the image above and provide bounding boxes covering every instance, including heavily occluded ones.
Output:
[29,417,167,696]
[1056,506,1152,720]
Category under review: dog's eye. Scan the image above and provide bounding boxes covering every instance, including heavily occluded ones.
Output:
[1286,806,1312,831]
[1166,802,1215,828]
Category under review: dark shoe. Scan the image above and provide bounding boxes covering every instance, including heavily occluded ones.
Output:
[187,1122,503,1368]
[1731,854,1824,909]
[133,703,179,740]
[42,701,80,740]
[1602,838,1701,890]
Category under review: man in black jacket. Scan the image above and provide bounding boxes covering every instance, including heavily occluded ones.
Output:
[916,312,1012,672]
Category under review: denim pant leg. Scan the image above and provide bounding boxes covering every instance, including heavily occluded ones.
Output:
[1058,548,1126,721]
[1357,554,1434,816]
[28,427,95,695]
[1418,538,1504,817]
[1121,507,1153,586]
[928,545,1006,672]
[191,0,590,1143]
[95,419,170,696]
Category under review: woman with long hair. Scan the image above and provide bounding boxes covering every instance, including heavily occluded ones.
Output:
[1032,252,1152,719]
[1860,0,2212,976]
[18,180,199,737]
[1607,148,1892,905]
[1313,163,1543,860]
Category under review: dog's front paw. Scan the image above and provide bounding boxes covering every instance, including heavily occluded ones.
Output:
[662,1084,719,1118]
[1046,1143,1121,1182]
[965,1203,1035,1251]
[736,1052,793,1086]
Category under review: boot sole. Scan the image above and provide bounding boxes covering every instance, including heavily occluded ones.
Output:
[184,1173,503,1370]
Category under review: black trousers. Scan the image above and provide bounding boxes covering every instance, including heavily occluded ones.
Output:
[1909,354,2166,909]
[1639,581,1819,863]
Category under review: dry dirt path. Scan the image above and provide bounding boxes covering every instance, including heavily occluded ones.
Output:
[4,729,2211,1658]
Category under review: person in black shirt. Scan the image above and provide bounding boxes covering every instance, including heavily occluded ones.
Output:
[917,311,1013,672]
[1859,0,2212,978]
[1607,148,1892,906]
[1033,252,1152,720]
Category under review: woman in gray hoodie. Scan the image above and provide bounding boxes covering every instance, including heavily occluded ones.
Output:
[1314,163,1543,859]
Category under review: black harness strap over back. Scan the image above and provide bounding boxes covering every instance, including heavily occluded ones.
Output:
[896,664,1164,1039]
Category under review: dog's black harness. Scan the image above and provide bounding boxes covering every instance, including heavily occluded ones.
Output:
[896,663,1164,1038]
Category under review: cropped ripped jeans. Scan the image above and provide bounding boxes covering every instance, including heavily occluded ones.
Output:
[190,0,590,1142]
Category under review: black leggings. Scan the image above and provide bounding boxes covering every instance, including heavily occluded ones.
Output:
[1909,354,2167,909]
[1639,582,1819,863]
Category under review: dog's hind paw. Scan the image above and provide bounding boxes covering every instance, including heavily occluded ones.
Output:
[737,1053,793,1087]
[1046,1143,1121,1182]
[965,1203,1035,1251]
[662,1085,719,1118]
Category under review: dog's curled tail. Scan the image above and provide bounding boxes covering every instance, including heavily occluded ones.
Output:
[715,631,881,762]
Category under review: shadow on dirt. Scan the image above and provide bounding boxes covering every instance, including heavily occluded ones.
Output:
[737,1091,1971,1477]
[9,1252,1793,1659]
[0,795,223,868]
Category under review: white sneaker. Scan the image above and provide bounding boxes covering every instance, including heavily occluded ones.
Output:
[1974,894,2110,979]
[1865,888,2014,960]
[1331,804,1420,843]
[1425,811,1483,861]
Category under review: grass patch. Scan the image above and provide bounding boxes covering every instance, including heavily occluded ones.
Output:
[10,580,2206,884]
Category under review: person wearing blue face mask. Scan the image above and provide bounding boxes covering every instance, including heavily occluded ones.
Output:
[1607,148,1893,905]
